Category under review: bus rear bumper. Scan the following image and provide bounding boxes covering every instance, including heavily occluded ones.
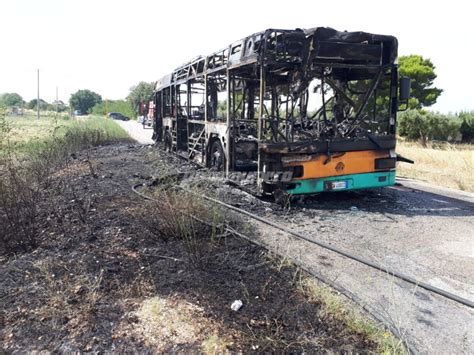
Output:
[285,171,396,195]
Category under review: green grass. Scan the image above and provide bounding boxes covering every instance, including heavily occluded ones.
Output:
[1,113,133,155]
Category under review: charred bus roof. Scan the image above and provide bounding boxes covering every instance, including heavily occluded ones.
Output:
[155,27,398,91]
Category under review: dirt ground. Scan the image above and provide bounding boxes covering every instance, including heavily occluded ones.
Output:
[0,144,383,352]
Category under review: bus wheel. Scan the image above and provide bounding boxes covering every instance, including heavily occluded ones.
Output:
[164,131,172,152]
[210,140,225,171]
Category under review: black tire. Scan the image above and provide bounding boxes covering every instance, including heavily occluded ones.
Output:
[164,131,172,152]
[273,187,290,206]
[210,140,225,171]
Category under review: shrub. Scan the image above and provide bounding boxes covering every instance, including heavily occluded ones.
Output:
[459,111,474,143]
[428,112,460,141]
[137,187,226,267]
[0,110,43,253]
[0,151,49,254]
[91,100,135,118]
[398,110,461,145]
[0,93,24,107]
[26,99,69,113]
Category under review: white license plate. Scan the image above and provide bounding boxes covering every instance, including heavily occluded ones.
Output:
[331,181,348,189]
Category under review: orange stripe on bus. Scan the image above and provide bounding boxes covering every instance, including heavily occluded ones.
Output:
[285,150,390,180]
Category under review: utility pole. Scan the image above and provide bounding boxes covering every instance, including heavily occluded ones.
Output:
[56,86,59,116]
[37,69,40,120]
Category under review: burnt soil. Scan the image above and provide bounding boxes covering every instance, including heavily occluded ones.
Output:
[0,144,379,352]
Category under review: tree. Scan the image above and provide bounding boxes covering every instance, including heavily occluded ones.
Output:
[52,100,69,113]
[0,93,24,107]
[398,55,443,109]
[69,89,102,114]
[127,82,154,116]
[91,99,134,118]
[459,111,474,143]
[398,110,460,145]
[27,98,49,110]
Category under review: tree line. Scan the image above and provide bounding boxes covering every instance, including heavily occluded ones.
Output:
[0,93,68,113]
[396,55,472,143]
[0,80,154,118]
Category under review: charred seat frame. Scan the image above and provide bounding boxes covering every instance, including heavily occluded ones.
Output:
[152,27,403,196]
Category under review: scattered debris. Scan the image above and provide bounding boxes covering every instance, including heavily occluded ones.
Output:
[230,300,243,311]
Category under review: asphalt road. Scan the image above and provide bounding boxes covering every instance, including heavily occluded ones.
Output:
[116,119,154,145]
[251,183,474,353]
[119,120,474,353]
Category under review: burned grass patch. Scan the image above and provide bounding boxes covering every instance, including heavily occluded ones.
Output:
[0,144,396,352]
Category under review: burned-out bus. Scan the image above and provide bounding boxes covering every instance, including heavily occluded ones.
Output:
[151,27,411,197]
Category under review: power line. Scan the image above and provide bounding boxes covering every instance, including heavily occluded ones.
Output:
[37,69,40,120]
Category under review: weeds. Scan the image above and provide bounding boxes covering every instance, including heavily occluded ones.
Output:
[0,112,131,256]
[137,187,227,267]
[0,161,41,252]
[201,334,229,354]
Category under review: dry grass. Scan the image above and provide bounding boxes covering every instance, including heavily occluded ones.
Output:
[130,296,231,352]
[136,297,205,346]
[397,140,473,192]
[298,277,406,354]
[201,334,230,354]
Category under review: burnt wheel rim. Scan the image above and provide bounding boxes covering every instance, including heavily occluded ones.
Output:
[211,146,223,170]
[165,134,172,151]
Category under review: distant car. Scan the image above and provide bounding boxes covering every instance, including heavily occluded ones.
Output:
[108,112,130,121]
[73,110,82,116]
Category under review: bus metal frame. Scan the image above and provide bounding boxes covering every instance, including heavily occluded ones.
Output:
[153,27,400,196]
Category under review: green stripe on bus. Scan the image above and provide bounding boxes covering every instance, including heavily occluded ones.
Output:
[286,171,396,195]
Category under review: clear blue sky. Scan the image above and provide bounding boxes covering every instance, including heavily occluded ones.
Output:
[0,0,472,113]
